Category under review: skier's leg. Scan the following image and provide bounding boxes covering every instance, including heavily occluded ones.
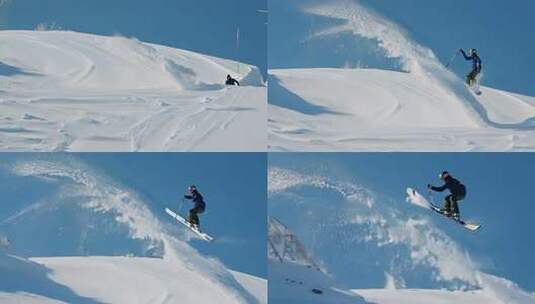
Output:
[191,205,204,228]
[443,195,453,215]
[451,197,460,219]
[467,68,479,86]
[188,207,199,226]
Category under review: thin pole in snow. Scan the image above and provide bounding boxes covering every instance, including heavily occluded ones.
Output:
[236,26,240,73]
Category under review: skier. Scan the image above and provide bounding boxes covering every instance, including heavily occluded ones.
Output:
[427,171,466,220]
[459,48,482,86]
[183,185,206,230]
[225,74,240,86]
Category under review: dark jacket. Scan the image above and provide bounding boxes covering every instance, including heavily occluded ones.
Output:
[184,190,206,208]
[460,50,482,71]
[431,176,466,197]
[225,77,240,86]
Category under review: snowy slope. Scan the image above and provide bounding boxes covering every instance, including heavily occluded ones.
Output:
[268,166,535,304]
[268,1,535,151]
[355,272,535,304]
[269,68,535,151]
[0,30,265,151]
[0,158,266,303]
[0,254,266,304]
[355,288,499,304]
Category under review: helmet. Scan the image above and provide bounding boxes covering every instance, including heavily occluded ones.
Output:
[188,185,197,192]
[439,171,450,180]
[469,48,477,55]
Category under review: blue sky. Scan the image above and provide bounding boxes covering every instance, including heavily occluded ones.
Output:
[269,0,535,96]
[0,153,267,278]
[0,0,267,77]
[269,153,535,292]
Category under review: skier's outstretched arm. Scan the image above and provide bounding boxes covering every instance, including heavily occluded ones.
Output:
[428,184,446,192]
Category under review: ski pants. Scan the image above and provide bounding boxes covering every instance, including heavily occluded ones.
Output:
[466,66,482,85]
[189,204,205,226]
[444,193,464,214]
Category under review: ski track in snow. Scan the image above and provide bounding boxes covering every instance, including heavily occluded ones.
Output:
[0,30,265,152]
[5,158,261,304]
[267,166,535,303]
[268,1,535,151]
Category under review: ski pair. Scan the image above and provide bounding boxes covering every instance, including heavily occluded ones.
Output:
[428,203,481,231]
[165,208,214,242]
[406,188,481,232]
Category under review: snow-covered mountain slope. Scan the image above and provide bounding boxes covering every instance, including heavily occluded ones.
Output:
[268,166,535,304]
[355,288,500,304]
[269,68,535,151]
[0,158,265,303]
[0,254,266,304]
[355,272,535,304]
[268,1,535,151]
[268,217,366,304]
[269,262,367,304]
[0,30,265,151]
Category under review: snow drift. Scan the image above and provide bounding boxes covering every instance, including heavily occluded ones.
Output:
[268,166,535,303]
[0,30,266,151]
[268,0,535,151]
[0,157,265,303]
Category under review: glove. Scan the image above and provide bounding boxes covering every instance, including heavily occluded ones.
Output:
[459,48,463,53]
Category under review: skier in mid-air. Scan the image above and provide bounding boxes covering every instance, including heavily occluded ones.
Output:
[459,48,482,86]
[428,171,466,220]
[183,185,206,230]
[225,74,240,86]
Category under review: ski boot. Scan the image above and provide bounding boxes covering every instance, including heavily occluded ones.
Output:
[185,219,195,228]
[451,213,460,221]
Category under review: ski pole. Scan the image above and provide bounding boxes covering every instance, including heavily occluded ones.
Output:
[445,51,459,68]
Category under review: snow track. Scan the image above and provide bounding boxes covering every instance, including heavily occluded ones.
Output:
[0,30,265,151]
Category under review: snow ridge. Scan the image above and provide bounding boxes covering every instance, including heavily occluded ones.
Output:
[0,30,266,151]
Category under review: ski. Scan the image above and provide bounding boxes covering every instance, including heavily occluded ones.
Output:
[428,203,481,231]
[406,188,481,231]
[165,208,214,242]
[467,83,482,96]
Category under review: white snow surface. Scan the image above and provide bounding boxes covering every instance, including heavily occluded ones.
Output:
[0,30,266,151]
[269,261,367,304]
[0,254,266,304]
[269,68,535,151]
[269,0,535,151]
[0,158,264,303]
[268,166,535,303]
